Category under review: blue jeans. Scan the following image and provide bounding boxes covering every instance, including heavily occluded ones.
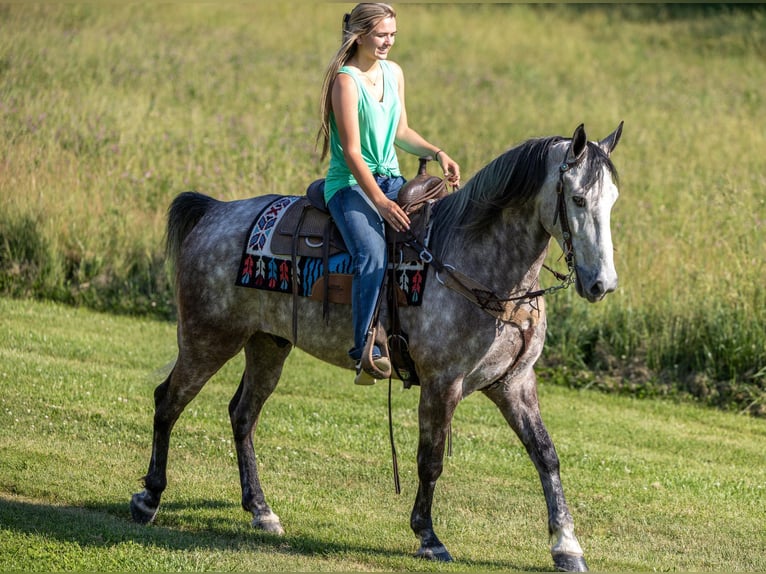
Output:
[327,175,405,361]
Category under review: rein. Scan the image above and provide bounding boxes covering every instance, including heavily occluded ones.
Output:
[405,232,567,323]
[408,145,583,320]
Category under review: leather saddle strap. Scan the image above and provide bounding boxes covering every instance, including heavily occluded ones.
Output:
[386,259,401,494]
[360,274,392,379]
[291,203,311,344]
[321,219,332,321]
[387,241,409,382]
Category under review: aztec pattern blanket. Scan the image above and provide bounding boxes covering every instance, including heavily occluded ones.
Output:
[235,196,428,306]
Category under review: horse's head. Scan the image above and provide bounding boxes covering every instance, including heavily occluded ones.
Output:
[541,122,623,302]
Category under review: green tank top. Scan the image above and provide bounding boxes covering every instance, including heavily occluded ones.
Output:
[324,60,402,202]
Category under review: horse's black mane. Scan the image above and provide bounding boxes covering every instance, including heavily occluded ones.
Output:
[430,135,618,258]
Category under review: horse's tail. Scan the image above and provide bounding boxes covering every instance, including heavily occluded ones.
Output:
[165,191,219,269]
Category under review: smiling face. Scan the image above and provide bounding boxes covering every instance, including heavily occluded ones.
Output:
[356,16,396,62]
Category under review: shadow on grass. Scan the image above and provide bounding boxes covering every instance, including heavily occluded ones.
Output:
[0,495,551,571]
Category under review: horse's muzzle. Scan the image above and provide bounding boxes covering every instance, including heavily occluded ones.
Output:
[575,268,618,302]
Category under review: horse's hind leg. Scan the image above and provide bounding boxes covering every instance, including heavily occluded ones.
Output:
[229,332,292,535]
[131,337,244,525]
[483,372,588,572]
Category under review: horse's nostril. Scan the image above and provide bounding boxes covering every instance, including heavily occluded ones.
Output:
[590,281,605,298]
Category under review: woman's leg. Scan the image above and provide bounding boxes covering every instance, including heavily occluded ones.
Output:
[327,186,388,360]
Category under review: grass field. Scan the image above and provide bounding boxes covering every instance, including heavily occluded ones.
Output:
[1,4,764,411]
[1,296,765,571]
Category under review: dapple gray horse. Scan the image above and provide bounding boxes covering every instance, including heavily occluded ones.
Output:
[131,123,623,571]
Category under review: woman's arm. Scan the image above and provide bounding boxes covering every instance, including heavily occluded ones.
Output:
[390,61,461,186]
[332,72,411,231]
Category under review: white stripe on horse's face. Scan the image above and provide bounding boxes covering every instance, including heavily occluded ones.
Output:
[568,165,619,302]
[538,142,620,303]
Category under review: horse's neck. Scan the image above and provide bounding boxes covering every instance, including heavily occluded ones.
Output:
[447,207,549,295]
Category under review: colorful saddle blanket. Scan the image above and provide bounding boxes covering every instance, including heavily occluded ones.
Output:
[235,195,428,306]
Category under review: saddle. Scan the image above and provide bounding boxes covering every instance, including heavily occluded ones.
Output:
[271,158,448,386]
[270,157,447,307]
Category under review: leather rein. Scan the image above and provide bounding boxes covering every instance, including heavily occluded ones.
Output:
[404,147,583,321]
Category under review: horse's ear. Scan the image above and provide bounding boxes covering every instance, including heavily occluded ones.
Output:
[598,121,624,157]
[567,123,587,163]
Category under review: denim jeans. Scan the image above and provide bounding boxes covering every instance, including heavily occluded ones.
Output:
[327,175,405,361]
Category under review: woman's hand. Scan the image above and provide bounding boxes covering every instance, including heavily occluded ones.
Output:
[376,197,411,233]
[436,150,461,188]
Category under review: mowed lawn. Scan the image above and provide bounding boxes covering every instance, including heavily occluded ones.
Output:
[1,297,764,571]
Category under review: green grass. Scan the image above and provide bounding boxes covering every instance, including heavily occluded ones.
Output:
[1,296,765,571]
[0,7,764,402]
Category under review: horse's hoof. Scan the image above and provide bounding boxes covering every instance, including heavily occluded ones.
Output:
[252,512,285,536]
[553,553,588,572]
[130,492,159,524]
[415,544,453,562]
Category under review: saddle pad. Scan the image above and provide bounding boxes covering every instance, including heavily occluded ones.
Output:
[235,195,428,306]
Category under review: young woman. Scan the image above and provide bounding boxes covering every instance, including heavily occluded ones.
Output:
[318,3,460,385]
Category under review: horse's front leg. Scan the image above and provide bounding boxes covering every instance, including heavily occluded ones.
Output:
[410,381,462,562]
[484,371,588,572]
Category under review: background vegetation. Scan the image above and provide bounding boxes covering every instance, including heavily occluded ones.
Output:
[1,3,764,412]
[1,297,764,571]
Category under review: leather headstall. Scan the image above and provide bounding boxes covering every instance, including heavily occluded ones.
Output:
[552,147,585,277]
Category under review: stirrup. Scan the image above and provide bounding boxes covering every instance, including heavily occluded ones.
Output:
[354,354,391,386]
[360,324,392,380]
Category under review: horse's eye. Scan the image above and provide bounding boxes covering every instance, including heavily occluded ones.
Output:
[571,195,586,208]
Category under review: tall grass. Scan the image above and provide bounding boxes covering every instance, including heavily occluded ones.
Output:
[1,4,764,411]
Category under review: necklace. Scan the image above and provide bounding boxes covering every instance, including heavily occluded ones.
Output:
[361,65,380,86]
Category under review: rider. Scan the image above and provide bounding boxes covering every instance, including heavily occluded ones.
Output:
[317,3,461,385]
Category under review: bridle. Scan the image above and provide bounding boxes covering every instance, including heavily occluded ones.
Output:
[551,148,585,281]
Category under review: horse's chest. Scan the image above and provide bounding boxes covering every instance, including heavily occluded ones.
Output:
[458,304,546,391]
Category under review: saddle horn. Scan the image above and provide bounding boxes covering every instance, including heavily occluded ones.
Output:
[397,157,448,215]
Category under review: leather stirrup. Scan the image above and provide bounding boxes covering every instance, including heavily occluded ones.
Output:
[360,322,392,379]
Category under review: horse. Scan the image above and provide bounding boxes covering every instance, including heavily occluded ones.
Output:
[130,122,623,572]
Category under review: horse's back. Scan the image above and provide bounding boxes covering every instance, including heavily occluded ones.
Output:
[175,192,280,255]
[171,193,284,317]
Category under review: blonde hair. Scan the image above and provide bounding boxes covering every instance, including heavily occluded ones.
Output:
[317,3,397,160]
